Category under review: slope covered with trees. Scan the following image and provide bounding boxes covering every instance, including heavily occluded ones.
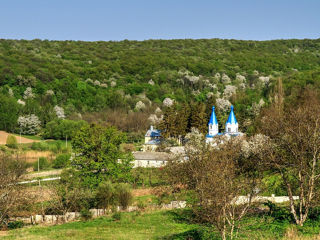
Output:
[0,38,320,137]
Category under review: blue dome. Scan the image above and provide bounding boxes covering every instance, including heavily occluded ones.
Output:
[226,105,237,124]
[208,106,218,125]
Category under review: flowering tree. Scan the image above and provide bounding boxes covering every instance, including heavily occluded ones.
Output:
[23,87,35,99]
[54,105,66,119]
[163,97,174,107]
[17,114,41,135]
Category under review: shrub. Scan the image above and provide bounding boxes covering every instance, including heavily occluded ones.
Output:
[6,135,18,149]
[115,183,133,210]
[137,201,146,210]
[96,181,115,209]
[31,142,49,151]
[52,154,70,169]
[7,221,24,229]
[33,157,50,171]
[80,208,92,221]
[112,212,122,221]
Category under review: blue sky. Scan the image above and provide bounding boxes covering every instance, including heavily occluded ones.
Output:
[0,0,319,41]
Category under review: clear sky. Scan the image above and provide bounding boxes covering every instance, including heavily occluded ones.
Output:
[0,0,319,41]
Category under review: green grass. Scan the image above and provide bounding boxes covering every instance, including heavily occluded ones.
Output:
[4,210,198,240]
[13,134,42,141]
[4,209,320,240]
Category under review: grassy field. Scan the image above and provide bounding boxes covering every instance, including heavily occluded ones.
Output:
[3,209,320,240]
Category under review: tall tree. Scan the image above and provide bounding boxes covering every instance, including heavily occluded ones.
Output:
[165,136,260,240]
[71,124,133,187]
[260,89,320,226]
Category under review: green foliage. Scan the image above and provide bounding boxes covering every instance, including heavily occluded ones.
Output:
[33,157,50,171]
[264,201,294,223]
[112,212,122,221]
[6,135,18,149]
[80,208,92,221]
[71,124,133,187]
[261,172,287,196]
[30,142,49,151]
[0,38,320,135]
[96,181,116,209]
[115,183,133,210]
[0,94,20,132]
[42,119,88,140]
[52,154,71,169]
[7,221,24,230]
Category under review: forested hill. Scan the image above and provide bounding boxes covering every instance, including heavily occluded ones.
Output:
[0,38,320,135]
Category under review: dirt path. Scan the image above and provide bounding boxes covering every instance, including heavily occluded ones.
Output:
[24,169,63,180]
[0,131,39,144]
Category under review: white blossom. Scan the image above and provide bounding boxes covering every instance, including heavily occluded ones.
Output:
[206,92,214,99]
[236,73,246,83]
[8,88,13,97]
[148,114,162,124]
[241,134,269,158]
[93,80,101,86]
[239,83,246,90]
[100,83,108,88]
[88,60,92,64]
[148,79,155,85]
[54,105,65,119]
[221,73,231,84]
[252,99,265,115]
[216,98,231,112]
[258,76,270,85]
[23,87,35,99]
[110,81,117,87]
[223,85,237,99]
[163,97,174,107]
[186,75,200,84]
[17,99,25,106]
[214,73,221,81]
[135,101,146,110]
[155,107,162,114]
[17,114,41,135]
[46,90,54,96]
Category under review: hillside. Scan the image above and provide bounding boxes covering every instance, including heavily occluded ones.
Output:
[0,38,320,136]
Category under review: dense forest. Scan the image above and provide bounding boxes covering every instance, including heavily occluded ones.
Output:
[0,38,320,139]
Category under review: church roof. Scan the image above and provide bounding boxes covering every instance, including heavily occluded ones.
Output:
[226,105,237,124]
[145,126,161,137]
[208,106,218,125]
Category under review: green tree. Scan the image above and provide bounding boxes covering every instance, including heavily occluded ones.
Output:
[6,135,18,149]
[0,94,20,132]
[71,124,133,187]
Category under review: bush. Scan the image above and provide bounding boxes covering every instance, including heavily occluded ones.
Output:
[6,135,18,149]
[31,142,49,151]
[115,183,133,210]
[112,212,122,221]
[80,208,92,221]
[137,201,146,210]
[96,181,115,209]
[33,157,50,171]
[7,221,24,229]
[52,154,70,169]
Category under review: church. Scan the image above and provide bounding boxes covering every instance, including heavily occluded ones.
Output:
[206,105,243,143]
